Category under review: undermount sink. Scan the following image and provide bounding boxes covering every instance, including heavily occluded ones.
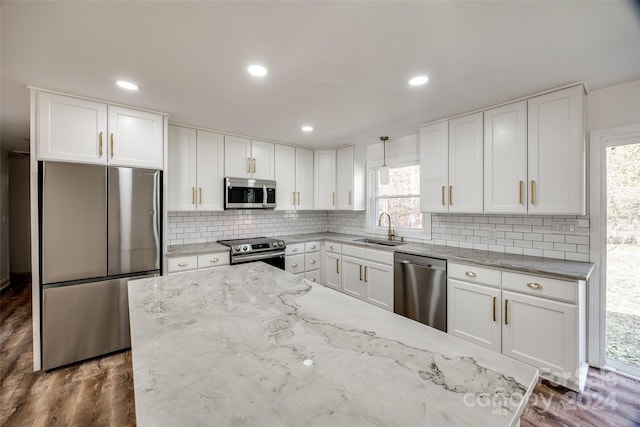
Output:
[354,238,407,247]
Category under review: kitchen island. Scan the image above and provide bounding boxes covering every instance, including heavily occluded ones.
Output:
[128,263,538,427]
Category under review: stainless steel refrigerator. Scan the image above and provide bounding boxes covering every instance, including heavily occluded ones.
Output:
[39,161,161,370]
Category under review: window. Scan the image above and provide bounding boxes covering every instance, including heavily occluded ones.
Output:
[371,163,423,231]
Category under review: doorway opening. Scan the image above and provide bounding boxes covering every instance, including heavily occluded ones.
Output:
[604,140,640,377]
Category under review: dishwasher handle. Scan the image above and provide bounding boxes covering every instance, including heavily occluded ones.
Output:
[398,259,446,272]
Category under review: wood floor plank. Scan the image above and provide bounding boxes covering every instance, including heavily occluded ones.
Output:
[1,278,638,426]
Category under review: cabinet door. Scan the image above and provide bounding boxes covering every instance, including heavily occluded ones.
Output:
[108,106,164,169]
[275,144,296,210]
[336,146,353,210]
[251,140,275,180]
[167,125,197,211]
[364,261,393,311]
[447,279,501,352]
[484,101,527,214]
[38,92,107,164]
[197,130,224,211]
[528,85,585,214]
[321,252,341,291]
[224,135,252,178]
[295,148,314,210]
[314,150,336,210]
[419,122,448,212]
[285,254,305,275]
[502,290,577,382]
[341,256,364,300]
[448,112,483,213]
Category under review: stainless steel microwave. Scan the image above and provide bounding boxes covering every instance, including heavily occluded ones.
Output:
[224,177,276,209]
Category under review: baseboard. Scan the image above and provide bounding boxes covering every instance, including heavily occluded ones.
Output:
[0,277,10,291]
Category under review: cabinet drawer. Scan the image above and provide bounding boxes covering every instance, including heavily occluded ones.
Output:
[197,252,230,269]
[448,263,501,287]
[305,241,320,253]
[285,243,305,256]
[168,256,198,273]
[342,244,364,258]
[502,272,578,303]
[305,252,320,270]
[364,248,393,265]
[305,270,320,283]
[322,241,342,254]
[285,254,305,274]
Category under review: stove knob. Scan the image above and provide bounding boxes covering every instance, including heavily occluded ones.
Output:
[234,246,241,252]
[242,245,249,251]
[272,242,278,247]
[278,241,283,247]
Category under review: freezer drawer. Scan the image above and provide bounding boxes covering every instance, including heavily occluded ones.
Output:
[42,278,133,370]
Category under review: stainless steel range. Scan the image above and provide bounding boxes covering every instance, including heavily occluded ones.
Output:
[218,237,286,269]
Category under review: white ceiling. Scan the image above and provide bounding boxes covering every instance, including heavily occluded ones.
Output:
[2,1,640,153]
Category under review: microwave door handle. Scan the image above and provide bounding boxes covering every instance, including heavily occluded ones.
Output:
[263,185,267,207]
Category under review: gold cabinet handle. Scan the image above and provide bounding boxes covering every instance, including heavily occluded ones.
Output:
[527,282,543,290]
[199,187,202,205]
[297,192,300,205]
[349,191,352,205]
[493,296,497,322]
[247,158,251,173]
[210,258,219,263]
[292,263,298,268]
[99,132,103,157]
[449,186,453,205]
[504,299,509,325]
[531,180,535,205]
[311,245,316,250]
[441,186,445,206]
[336,258,339,274]
[310,259,316,265]
[110,133,114,158]
[292,192,296,205]
[364,266,368,282]
[465,271,477,278]
[311,278,316,282]
[359,265,363,281]
[292,248,298,252]
[519,181,524,205]
[332,192,335,206]
[178,261,188,267]
[253,158,256,173]
[192,187,195,204]
[330,245,335,250]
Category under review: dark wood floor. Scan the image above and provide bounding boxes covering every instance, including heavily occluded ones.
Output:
[1,278,639,426]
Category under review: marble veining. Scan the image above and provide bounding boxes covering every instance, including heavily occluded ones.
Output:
[129,264,537,427]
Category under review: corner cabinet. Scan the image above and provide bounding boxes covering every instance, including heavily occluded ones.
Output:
[167,125,224,211]
[447,262,587,392]
[37,91,164,169]
[336,146,366,210]
[314,150,337,210]
[320,242,342,291]
[528,85,585,214]
[224,136,275,180]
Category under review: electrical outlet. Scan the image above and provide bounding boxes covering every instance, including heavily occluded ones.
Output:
[551,220,579,235]
[487,229,496,239]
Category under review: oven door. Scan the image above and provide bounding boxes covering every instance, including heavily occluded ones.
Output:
[231,252,285,270]
[225,178,276,209]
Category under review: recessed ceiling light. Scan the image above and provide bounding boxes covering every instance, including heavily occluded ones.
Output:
[116,80,139,91]
[301,125,314,132]
[247,65,268,77]
[408,75,429,86]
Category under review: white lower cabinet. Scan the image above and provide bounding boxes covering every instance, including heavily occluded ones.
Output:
[447,262,586,392]
[342,256,364,299]
[168,251,230,274]
[285,241,320,280]
[321,251,342,291]
[339,245,393,311]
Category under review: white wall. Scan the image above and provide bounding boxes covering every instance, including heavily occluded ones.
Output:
[9,154,31,273]
[0,149,9,287]
[587,79,640,131]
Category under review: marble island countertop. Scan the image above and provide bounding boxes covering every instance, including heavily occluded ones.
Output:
[128,264,538,427]
[167,232,593,281]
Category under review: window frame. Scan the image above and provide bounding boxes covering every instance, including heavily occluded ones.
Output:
[367,161,431,240]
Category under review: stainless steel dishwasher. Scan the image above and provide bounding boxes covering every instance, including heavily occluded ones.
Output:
[394,252,447,332]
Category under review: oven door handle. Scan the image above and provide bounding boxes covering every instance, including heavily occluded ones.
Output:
[232,251,286,263]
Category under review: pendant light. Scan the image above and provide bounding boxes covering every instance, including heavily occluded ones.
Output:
[379,136,390,185]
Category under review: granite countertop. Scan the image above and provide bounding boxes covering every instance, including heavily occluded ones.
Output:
[128,264,538,427]
[166,232,593,281]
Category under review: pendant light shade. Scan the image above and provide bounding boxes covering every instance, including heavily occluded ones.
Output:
[379,136,390,185]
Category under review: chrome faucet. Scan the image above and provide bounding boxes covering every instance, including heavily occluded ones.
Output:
[378,212,395,241]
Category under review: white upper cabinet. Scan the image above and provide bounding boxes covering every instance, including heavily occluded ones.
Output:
[295,148,314,210]
[336,146,366,211]
[37,91,164,169]
[275,144,296,210]
[38,92,108,164]
[484,101,527,213]
[420,121,449,212]
[224,136,274,180]
[167,125,224,211]
[448,112,484,213]
[314,149,336,210]
[108,106,164,169]
[528,85,585,214]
